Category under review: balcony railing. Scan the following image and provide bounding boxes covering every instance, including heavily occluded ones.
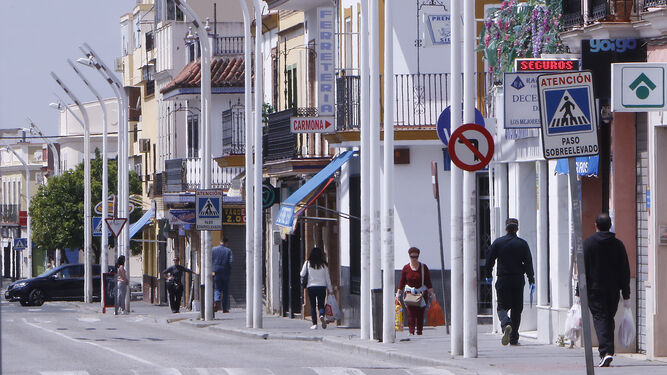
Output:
[0,204,19,224]
[264,108,316,162]
[336,73,489,131]
[214,36,244,56]
[222,104,245,155]
[185,158,242,191]
[589,0,636,23]
[562,0,584,28]
[644,0,667,8]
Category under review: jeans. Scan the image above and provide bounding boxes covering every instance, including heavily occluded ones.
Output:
[115,281,128,314]
[167,281,183,313]
[588,289,620,357]
[307,286,327,325]
[495,276,525,344]
[214,274,230,312]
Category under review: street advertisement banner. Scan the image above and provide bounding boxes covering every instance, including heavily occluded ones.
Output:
[504,72,541,129]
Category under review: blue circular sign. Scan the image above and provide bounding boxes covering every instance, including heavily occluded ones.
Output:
[437,105,485,145]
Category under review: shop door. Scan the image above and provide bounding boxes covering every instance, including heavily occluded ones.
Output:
[477,172,493,315]
[281,224,302,317]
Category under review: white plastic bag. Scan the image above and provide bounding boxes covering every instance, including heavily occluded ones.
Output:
[564,298,582,344]
[324,294,342,322]
[619,307,635,348]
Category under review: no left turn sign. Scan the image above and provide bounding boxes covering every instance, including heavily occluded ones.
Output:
[448,123,495,171]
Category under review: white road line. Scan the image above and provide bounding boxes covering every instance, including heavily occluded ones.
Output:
[22,318,159,368]
[40,372,90,375]
[404,368,457,375]
[223,369,275,375]
[308,368,366,375]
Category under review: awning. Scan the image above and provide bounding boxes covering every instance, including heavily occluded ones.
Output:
[554,155,599,177]
[275,150,357,229]
[129,207,155,238]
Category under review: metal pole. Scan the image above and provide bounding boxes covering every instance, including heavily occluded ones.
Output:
[51,74,92,304]
[462,0,478,358]
[449,0,463,356]
[239,0,254,329]
[431,161,449,334]
[69,60,110,309]
[28,120,60,177]
[4,145,31,278]
[568,158,595,374]
[252,0,264,329]
[537,161,548,308]
[382,0,395,344]
[359,0,371,340]
[369,0,382,312]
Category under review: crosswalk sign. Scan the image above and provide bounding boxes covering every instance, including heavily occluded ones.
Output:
[537,71,599,160]
[13,238,27,250]
[92,217,111,237]
[196,189,223,230]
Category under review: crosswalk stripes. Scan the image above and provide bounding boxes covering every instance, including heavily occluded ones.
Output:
[37,367,461,375]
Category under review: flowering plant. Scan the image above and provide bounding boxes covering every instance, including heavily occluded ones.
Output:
[479,0,567,83]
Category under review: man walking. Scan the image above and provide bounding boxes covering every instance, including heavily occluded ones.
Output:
[583,213,631,367]
[485,218,535,346]
[212,237,233,313]
[162,257,195,313]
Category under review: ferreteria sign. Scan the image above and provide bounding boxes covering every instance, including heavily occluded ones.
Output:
[290,117,335,133]
[317,7,335,117]
[537,71,599,160]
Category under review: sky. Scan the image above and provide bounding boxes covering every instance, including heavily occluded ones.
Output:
[0,0,137,136]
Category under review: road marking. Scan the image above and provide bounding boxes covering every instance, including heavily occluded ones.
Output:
[404,367,458,375]
[40,372,89,375]
[309,368,366,375]
[77,316,101,323]
[22,318,159,368]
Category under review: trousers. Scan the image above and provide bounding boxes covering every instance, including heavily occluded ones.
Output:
[307,286,327,325]
[167,281,183,313]
[495,276,525,344]
[588,289,620,357]
[115,281,128,314]
[214,274,230,312]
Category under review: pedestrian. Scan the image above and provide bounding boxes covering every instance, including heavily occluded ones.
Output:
[115,255,129,315]
[582,213,631,367]
[485,218,535,346]
[162,257,195,313]
[212,237,233,313]
[395,247,434,336]
[299,247,334,329]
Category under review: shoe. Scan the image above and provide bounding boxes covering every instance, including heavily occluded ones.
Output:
[223,310,229,313]
[501,325,512,346]
[320,315,327,329]
[310,324,318,330]
[599,355,613,367]
[510,341,520,346]
[417,332,423,335]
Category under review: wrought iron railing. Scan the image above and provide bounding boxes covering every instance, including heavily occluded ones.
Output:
[336,76,360,131]
[222,105,246,155]
[562,0,584,28]
[264,107,316,162]
[214,36,244,56]
[588,0,636,22]
[644,0,667,8]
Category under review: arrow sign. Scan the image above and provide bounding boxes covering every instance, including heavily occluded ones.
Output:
[105,218,128,238]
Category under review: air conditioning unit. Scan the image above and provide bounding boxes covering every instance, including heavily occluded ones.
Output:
[115,57,123,72]
[139,138,151,153]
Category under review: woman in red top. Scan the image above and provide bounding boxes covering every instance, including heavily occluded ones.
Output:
[396,247,434,335]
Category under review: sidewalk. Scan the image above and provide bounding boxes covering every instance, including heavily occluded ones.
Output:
[85,302,667,375]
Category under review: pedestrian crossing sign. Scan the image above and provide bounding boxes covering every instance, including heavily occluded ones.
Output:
[537,71,599,160]
[195,189,223,230]
[13,238,27,250]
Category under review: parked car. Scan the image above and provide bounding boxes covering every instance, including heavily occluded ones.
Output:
[4,264,114,306]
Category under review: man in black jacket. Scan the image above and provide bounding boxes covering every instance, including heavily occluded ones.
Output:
[583,213,631,368]
[485,218,535,346]
[162,257,195,313]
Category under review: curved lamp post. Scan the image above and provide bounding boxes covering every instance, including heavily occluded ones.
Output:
[27,119,60,177]
[2,144,32,278]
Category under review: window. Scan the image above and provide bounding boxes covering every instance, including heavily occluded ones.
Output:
[146,31,154,52]
[345,18,352,71]
[143,65,155,96]
[133,124,139,143]
[166,0,184,21]
[187,114,199,158]
[135,16,141,49]
[287,65,298,109]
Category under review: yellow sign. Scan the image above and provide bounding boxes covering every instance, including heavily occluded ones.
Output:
[223,206,246,225]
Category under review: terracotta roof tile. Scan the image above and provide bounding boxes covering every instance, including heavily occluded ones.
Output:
[161,57,248,94]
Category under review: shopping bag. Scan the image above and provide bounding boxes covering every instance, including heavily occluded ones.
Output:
[426,299,445,326]
[619,307,635,348]
[395,303,404,331]
[564,298,582,344]
[324,294,342,322]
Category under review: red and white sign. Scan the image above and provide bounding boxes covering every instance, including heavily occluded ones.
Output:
[448,123,494,171]
[290,117,335,134]
[105,218,128,238]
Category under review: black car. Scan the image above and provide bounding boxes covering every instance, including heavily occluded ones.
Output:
[4,264,114,306]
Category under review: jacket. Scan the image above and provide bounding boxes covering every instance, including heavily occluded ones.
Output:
[485,232,535,284]
[583,231,631,299]
[212,244,233,277]
[300,261,332,291]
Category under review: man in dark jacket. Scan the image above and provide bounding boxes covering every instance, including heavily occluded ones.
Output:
[212,237,233,312]
[485,218,535,346]
[162,257,195,313]
[583,213,631,368]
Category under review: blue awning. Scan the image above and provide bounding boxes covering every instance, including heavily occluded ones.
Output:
[129,207,155,238]
[554,156,599,177]
[276,150,357,229]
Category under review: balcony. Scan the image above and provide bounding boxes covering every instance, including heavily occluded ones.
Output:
[562,0,638,30]
[264,107,317,162]
[185,158,242,191]
[222,105,246,155]
[214,36,244,56]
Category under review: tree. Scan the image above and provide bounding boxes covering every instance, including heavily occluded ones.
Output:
[30,149,142,262]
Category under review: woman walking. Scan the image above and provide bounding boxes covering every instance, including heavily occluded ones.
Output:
[115,255,129,315]
[396,247,434,335]
[300,247,334,329]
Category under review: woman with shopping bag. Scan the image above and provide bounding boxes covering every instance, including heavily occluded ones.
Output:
[395,247,434,335]
[300,247,334,329]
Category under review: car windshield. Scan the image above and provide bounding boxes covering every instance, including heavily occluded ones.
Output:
[37,267,60,278]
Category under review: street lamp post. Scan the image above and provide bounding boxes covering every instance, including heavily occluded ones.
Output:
[174,0,214,321]
[69,58,110,310]
[3,144,32,278]
[27,119,60,177]
[48,72,93,304]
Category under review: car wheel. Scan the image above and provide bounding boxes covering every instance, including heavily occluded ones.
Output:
[28,289,45,306]
[19,300,31,306]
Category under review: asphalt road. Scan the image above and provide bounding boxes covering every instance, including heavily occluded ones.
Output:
[0,300,459,375]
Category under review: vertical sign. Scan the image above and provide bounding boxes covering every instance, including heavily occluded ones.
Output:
[196,189,223,230]
[317,7,335,116]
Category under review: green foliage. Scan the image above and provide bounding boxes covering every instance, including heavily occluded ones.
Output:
[479,0,568,84]
[262,102,275,125]
[30,149,142,261]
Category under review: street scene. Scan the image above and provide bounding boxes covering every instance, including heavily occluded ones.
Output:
[3,0,667,374]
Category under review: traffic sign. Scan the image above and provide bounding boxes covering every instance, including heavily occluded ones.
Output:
[537,71,599,160]
[611,63,667,112]
[13,238,27,250]
[105,218,127,238]
[436,105,485,145]
[196,189,222,230]
[262,182,278,209]
[448,123,494,171]
[92,217,111,237]
[290,117,335,133]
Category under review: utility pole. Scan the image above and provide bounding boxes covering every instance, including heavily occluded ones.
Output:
[359,0,371,340]
[252,0,264,329]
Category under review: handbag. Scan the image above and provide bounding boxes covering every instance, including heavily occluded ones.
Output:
[403,262,425,307]
[300,261,309,288]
